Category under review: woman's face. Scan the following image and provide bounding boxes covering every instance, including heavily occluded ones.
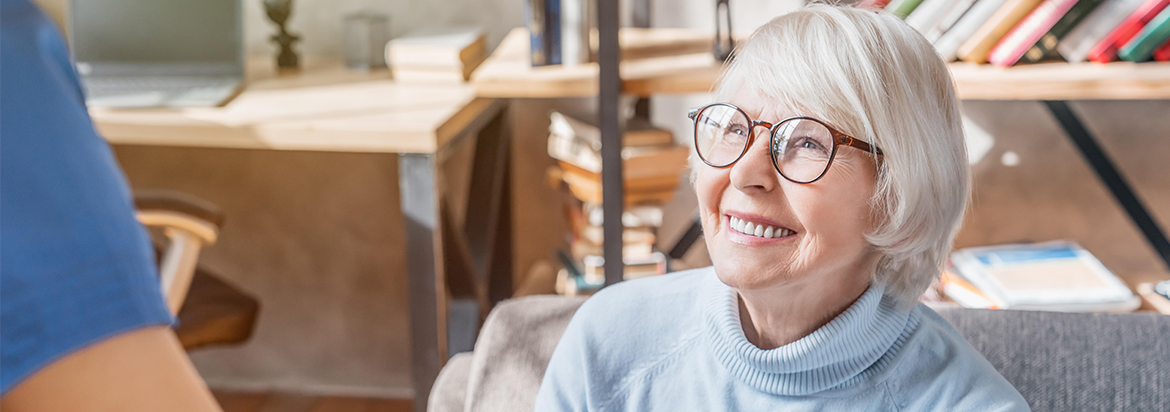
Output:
[696,88,881,292]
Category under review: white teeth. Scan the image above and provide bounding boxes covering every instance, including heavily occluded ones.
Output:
[729,215,794,239]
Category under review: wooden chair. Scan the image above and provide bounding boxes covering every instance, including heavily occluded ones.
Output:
[134,190,259,350]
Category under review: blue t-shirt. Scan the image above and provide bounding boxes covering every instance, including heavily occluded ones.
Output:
[0,0,173,394]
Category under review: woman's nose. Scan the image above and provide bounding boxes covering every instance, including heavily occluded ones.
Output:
[729,129,779,194]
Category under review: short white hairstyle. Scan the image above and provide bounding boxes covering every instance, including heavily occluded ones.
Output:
[708,5,970,309]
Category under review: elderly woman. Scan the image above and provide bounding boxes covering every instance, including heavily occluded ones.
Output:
[535,5,1029,411]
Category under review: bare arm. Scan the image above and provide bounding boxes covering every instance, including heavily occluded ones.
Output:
[1,326,222,412]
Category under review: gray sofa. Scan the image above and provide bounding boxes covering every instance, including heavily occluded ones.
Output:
[429,295,1169,412]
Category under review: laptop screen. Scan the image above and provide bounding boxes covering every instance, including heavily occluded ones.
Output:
[71,0,241,75]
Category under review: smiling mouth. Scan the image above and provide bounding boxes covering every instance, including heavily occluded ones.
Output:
[728,215,795,239]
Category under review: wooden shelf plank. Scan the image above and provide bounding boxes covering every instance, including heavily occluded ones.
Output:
[473,28,1170,100]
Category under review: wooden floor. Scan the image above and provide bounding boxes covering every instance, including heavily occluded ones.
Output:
[213,391,411,412]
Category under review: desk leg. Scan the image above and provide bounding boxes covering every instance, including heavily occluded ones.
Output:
[399,153,447,412]
[1043,100,1170,270]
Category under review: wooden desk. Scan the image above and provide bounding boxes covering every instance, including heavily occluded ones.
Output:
[92,60,510,412]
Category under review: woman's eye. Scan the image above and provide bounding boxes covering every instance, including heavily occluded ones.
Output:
[728,124,749,136]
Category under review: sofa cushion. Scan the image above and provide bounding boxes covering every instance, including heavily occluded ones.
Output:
[935,308,1170,411]
[442,296,1170,412]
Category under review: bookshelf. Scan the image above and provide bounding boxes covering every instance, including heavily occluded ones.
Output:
[476,25,1170,288]
[475,28,1170,100]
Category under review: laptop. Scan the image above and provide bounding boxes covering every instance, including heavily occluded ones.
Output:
[69,0,243,108]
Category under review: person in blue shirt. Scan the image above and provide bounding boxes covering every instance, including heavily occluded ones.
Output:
[0,0,221,410]
[536,5,1030,411]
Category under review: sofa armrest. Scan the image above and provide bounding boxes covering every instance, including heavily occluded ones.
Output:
[428,352,474,412]
[464,295,587,412]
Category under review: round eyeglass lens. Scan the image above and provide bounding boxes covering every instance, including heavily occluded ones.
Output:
[772,118,835,183]
[694,104,751,167]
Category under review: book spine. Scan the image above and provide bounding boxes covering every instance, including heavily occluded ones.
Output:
[526,0,548,66]
[934,0,1013,60]
[887,0,926,19]
[957,0,1047,64]
[1118,5,1170,61]
[930,0,982,41]
[1020,0,1104,64]
[858,0,893,10]
[1057,0,1147,63]
[1085,0,1170,63]
[560,0,590,66]
[546,0,562,65]
[988,0,1080,67]
[1154,37,1170,60]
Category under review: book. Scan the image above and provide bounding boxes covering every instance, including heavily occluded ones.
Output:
[570,237,655,262]
[525,0,550,66]
[1057,0,1147,63]
[391,53,486,82]
[549,111,674,149]
[554,268,602,296]
[957,0,1047,64]
[558,164,679,205]
[940,268,1000,309]
[579,224,656,247]
[584,202,664,228]
[1118,4,1170,61]
[547,114,689,181]
[857,0,894,10]
[582,251,667,284]
[949,241,1141,312]
[1085,0,1170,62]
[987,0,1082,67]
[1154,37,1170,59]
[386,27,486,70]
[906,0,977,42]
[930,0,983,42]
[935,0,1014,60]
[1020,0,1105,64]
[547,0,562,65]
[559,0,591,66]
[886,0,927,18]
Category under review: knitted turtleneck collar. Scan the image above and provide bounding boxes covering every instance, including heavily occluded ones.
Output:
[702,277,920,396]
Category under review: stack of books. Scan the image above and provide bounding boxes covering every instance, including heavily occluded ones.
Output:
[939,240,1141,312]
[385,27,487,82]
[862,0,1170,65]
[547,111,687,296]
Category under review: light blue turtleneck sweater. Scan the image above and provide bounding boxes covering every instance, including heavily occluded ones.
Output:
[535,267,1030,411]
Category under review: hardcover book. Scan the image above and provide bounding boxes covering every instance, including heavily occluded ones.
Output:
[935,0,1014,60]
[988,0,1082,67]
[1085,0,1170,62]
[957,0,1047,63]
[1057,0,1148,63]
[1118,5,1170,60]
[1020,0,1105,64]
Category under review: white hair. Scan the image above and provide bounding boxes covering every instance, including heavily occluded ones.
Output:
[707,5,970,309]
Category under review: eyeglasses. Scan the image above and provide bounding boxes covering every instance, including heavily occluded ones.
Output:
[687,103,883,184]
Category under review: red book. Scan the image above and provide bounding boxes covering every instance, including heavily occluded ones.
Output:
[1154,38,1170,60]
[987,0,1081,67]
[1086,0,1170,62]
[857,0,893,10]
